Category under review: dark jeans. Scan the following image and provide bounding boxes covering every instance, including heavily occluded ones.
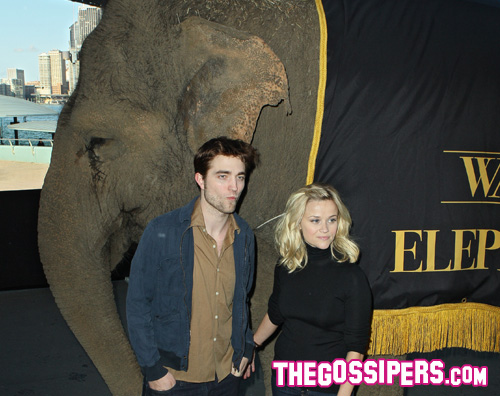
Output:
[143,374,241,396]
[272,381,337,396]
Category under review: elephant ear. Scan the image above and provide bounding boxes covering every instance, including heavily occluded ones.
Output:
[177,17,291,152]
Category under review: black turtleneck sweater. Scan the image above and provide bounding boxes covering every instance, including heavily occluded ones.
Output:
[268,243,372,393]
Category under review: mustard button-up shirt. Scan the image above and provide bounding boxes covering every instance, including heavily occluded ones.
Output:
[168,199,238,382]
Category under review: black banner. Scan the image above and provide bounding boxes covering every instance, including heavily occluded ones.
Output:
[313,0,500,311]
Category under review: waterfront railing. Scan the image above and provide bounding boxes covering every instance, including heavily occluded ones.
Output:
[0,138,53,164]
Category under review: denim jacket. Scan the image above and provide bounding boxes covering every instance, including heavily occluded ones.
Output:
[126,198,255,381]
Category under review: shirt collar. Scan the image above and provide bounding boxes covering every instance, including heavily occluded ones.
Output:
[191,198,240,234]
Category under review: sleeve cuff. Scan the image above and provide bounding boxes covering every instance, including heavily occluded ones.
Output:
[267,311,283,326]
[142,361,169,382]
[243,342,255,359]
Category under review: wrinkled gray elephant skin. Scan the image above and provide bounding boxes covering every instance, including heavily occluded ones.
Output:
[38,1,399,396]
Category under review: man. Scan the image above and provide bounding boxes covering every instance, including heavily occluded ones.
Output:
[126,137,259,396]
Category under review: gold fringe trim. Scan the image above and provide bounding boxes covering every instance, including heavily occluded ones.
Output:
[368,303,500,355]
[306,0,328,185]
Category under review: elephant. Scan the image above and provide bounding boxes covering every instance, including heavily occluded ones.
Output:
[39,1,309,395]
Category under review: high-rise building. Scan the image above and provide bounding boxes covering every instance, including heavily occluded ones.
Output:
[69,21,80,55]
[24,84,37,101]
[68,61,80,94]
[69,21,80,94]
[78,6,102,50]
[67,6,102,94]
[0,83,11,97]
[38,53,52,96]
[6,68,25,98]
[37,50,70,98]
[7,69,25,86]
[48,50,68,94]
[9,79,24,98]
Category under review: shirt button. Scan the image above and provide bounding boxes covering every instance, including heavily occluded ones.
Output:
[203,228,206,233]
[215,315,218,319]
[216,291,219,296]
[213,337,217,342]
[213,244,216,249]
[217,268,220,272]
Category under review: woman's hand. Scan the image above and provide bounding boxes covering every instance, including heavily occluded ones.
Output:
[337,351,363,396]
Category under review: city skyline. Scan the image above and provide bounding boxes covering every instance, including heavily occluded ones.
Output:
[0,0,86,82]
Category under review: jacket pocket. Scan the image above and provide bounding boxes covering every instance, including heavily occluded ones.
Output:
[154,312,182,348]
[156,256,184,297]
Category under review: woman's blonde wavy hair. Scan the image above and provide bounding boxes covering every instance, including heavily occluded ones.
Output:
[275,183,360,272]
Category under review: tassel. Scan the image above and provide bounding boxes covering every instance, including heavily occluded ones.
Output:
[368,302,500,355]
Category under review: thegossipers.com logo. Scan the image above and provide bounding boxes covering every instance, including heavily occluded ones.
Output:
[272,359,488,388]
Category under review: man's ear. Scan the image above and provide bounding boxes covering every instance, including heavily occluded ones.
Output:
[195,172,205,190]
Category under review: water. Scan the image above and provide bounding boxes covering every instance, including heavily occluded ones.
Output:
[0,104,63,145]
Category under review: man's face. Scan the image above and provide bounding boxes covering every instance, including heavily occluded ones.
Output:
[196,155,246,215]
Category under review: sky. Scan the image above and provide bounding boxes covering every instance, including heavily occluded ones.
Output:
[1,0,500,82]
[0,0,84,82]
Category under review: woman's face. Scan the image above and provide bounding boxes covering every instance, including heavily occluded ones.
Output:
[300,199,339,249]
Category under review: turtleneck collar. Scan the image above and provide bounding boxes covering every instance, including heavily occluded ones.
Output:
[305,241,332,260]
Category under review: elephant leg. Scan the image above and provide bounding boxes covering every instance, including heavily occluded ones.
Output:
[252,234,280,396]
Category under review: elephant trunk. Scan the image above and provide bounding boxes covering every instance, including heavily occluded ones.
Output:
[38,189,143,395]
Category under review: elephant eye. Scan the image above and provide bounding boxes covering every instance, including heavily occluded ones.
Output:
[85,137,114,183]
[85,137,112,160]
[86,137,110,151]
[84,135,123,165]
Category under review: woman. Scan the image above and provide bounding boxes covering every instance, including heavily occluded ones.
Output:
[251,183,372,396]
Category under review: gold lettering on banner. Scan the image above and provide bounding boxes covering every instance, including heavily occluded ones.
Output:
[477,229,500,270]
[449,229,477,270]
[460,157,500,198]
[391,229,500,272]
[442,151,500,204]
[424,230,449,271]
[393,230,423,272]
